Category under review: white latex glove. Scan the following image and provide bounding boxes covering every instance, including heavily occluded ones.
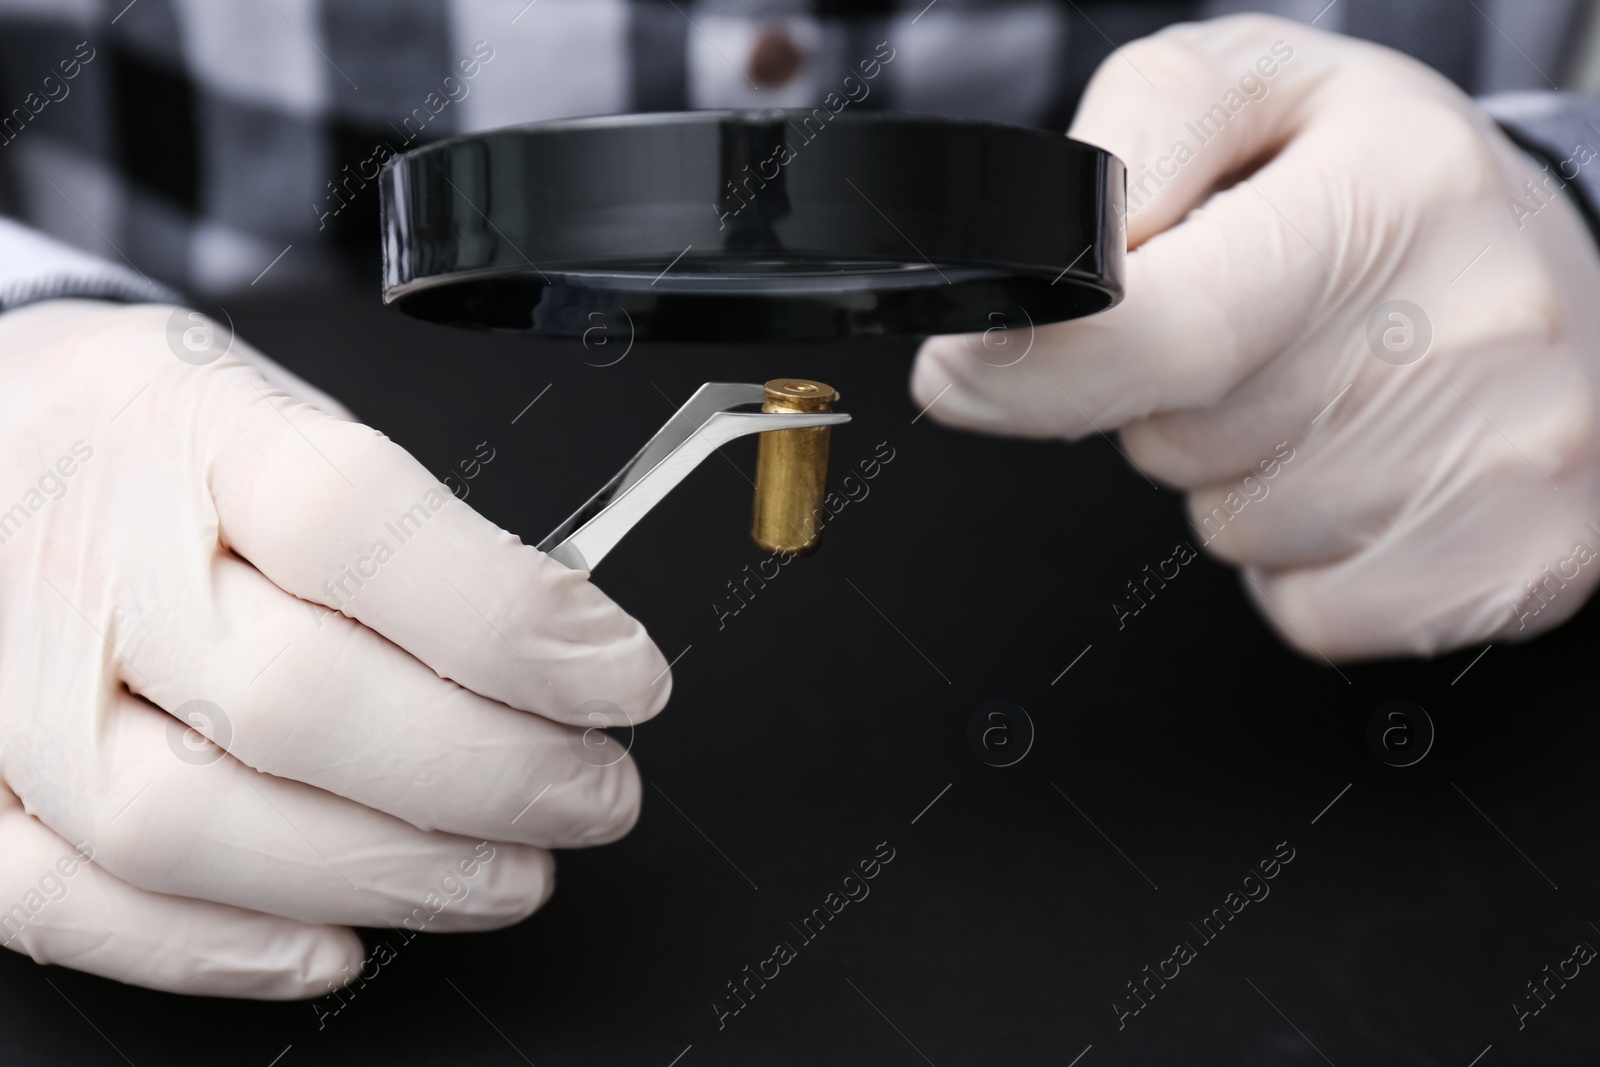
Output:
[912,14,1600,660]
[0,299,670,998]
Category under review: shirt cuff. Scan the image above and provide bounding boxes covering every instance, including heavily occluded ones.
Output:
[1480,91,1600,244]
[0,217,179,314]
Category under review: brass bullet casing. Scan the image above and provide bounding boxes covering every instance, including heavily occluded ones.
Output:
[751,379,839,554]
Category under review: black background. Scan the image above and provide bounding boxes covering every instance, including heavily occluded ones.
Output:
[2,284,1596,1066]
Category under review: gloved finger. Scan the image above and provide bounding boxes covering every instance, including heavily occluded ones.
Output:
[129,549,640,849]
[0,783,362,999]
[1241,450,1594,660]
[1179,308,1592,570]
[1245,551,1520,662]
[1185,459,1391,570]
[909,18,1322,437]
[100,308,676,725]
[1176,377,1417,569]
[1069,16,1313,248]
[1115,124,1555,490]
[911,123,1352,442]
[233,343,358,422]
[1183,401,1485,572]
[907,15,1489,450]
[132,302,356,418]
[61,691,555,929]
[1118,349,1361,490]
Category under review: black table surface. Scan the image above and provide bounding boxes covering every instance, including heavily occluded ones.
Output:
[3,285,1597,1066]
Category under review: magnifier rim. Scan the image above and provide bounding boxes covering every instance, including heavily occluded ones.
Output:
[379,109,1125,341]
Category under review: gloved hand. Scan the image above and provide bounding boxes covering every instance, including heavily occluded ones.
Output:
[0,299,669,998]
[912,14,1600,660]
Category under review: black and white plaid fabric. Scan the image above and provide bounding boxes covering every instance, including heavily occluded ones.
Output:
[0,0,1595,308]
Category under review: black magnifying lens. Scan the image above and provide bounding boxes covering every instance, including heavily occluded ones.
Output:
[378,110,1126,343]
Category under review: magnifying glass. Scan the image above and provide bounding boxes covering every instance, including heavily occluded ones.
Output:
[378,110,1125,567]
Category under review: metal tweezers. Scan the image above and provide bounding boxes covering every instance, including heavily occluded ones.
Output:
[537,383,851,571]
